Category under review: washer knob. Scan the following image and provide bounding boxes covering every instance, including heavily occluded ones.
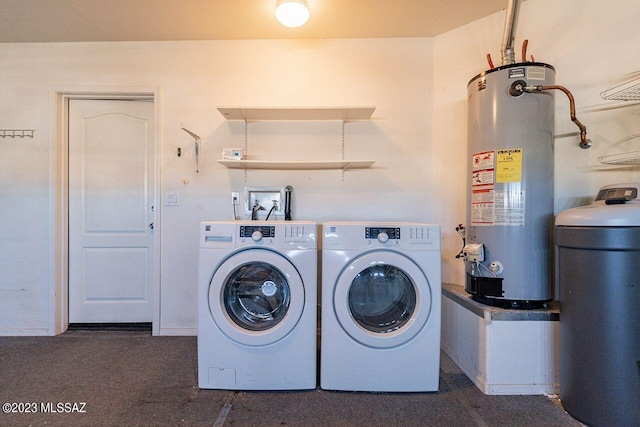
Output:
[377,232,389,243]
[251,230,263,242]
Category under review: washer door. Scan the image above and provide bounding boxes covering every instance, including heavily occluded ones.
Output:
[209,249,305,346]
[333,250,432,349]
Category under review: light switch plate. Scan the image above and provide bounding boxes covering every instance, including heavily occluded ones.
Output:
[166,191,180,206]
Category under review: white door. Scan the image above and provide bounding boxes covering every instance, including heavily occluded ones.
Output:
[68,99,156,323]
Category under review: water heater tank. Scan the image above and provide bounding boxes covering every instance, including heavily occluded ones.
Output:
[465,62,555,308]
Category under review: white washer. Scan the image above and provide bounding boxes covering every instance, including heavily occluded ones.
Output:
[198,220,317,390]
[321,221,441,392]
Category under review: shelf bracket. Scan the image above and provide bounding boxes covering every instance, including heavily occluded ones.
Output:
[181,126,202,174]
[341,120,346,160]
[341,120,346,181]
[244,120,249,182]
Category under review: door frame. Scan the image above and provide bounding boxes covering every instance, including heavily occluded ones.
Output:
[49,85,162,335]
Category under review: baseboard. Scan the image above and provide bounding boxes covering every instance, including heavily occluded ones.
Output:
[0,328,50,336]
[484,382,560,395]
[156,327,197,336]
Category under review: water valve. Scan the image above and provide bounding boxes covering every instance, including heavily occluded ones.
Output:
[489,261,504,275]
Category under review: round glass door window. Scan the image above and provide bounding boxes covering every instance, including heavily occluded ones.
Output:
[223,262,290,331]
[348,264,416,334]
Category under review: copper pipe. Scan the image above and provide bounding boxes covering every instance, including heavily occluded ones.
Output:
[487,53,495,69]
[525,84,592,148]
[521,39,528,63]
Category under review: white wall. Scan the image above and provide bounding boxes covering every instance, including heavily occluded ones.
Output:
[1,0,638,335]
[0,38,434,334]
[434,0,640,285]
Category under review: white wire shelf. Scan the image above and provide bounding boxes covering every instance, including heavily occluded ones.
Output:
[600,75,640,101]
[598,134,640,166]
[598,151,640,166]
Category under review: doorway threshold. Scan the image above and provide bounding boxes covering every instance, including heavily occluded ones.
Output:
[68,323,152,332]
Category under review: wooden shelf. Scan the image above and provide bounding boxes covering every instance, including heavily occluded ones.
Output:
[217,106,375,121]
[216,106,376,174]
[217,159,375,170]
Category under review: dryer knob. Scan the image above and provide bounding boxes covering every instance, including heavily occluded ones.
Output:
[377,232,389,243]
[251,230,263,242]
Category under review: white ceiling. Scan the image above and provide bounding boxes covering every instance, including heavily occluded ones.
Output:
[0,0,508,43]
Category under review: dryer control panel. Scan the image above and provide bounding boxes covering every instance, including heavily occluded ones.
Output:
[323,222,440,251]
[365,227,401,240]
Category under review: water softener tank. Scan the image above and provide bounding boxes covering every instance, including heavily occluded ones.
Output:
[464,63,555,308]
[555,183,640,427]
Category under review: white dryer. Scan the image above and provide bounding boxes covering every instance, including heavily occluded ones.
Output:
[321,221,441,392]
[198,220,317,390]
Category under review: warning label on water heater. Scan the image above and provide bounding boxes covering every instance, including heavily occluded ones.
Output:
[496,148,523,183]
[471,151,495,226]
[472,151,494,171]
[470,149,526,226]
[494,190,526,226]
[471,185,494,225]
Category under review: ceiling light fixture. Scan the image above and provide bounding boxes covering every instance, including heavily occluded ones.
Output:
[275,0,310,28]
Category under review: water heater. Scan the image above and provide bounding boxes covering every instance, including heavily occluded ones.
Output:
[464,62,556,308]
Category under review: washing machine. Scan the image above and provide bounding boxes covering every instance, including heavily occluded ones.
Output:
[321,221,442,392]
[198,220,317,390]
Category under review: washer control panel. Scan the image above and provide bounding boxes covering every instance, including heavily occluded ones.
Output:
[201,221,317,249]
[240,225,275,239]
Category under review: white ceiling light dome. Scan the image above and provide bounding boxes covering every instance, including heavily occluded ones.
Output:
[275,0,310,28]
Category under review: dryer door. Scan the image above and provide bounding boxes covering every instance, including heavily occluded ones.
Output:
[209,249,305,346]
[333,250,432,349]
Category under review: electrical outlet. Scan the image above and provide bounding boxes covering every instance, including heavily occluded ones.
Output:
[231,192,239,205]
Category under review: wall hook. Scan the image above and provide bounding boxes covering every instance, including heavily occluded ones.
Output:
[0,129,35,138]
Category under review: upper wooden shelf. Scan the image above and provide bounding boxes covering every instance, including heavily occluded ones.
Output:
[217,107,375,121]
